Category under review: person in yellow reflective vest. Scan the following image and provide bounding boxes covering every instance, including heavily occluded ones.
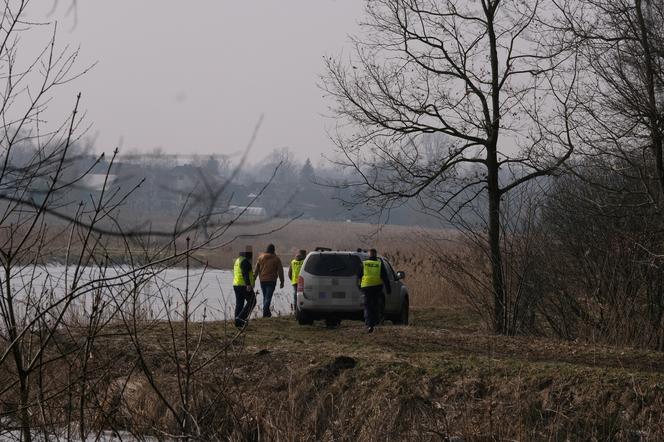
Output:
[358,248,391,333]
[233,250,256,328]
[287,249,307,312]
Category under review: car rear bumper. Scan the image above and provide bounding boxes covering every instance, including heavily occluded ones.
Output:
[297,299,363,312]
[298,308,364,321]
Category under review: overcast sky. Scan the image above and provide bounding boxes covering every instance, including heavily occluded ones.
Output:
[26,1,363,164]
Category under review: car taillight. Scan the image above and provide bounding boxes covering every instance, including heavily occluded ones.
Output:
[297,275,304,293]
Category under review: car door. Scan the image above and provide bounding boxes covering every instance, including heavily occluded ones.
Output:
[381,258,401,312]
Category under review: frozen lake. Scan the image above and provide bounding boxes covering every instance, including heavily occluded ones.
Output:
[6,264,293,323]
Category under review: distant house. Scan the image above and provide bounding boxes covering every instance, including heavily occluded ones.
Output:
[225,205,267,221]
[82,174,117,191]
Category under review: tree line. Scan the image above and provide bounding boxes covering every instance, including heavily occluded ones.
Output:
[323,0,664,344]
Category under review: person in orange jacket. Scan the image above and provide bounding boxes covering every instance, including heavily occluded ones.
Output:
[254,243,284,317]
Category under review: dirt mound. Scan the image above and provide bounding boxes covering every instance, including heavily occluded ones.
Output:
[320,355,357,375]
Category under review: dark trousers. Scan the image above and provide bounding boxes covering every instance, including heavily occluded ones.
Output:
[260,281,277,317]
[234,285,256,327]
[362,285,384,327]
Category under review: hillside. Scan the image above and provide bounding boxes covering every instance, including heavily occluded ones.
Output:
[103,308,664,441]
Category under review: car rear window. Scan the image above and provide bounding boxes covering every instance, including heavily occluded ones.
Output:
[304,254,362,277]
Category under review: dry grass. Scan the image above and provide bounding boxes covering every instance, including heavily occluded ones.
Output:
[4,306,664,440]
[77,310,664,439]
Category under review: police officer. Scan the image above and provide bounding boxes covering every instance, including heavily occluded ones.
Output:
[233,249,256,328]
[359,248,391,333]
[288,249,307,311]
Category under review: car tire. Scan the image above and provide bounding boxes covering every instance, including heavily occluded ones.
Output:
[296,308,314,326]
[392,297,409,325]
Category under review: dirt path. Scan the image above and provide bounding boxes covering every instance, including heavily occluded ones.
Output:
[240,308,664,375]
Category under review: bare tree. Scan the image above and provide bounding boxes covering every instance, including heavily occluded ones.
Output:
[323,0,575,334]
[553,0,664,201]
[0,2,294,439]
[533,0,664,348]
[527,156,664,349]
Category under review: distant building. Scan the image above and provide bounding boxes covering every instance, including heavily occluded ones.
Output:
[82,174,117,191]
[225,205,267,221]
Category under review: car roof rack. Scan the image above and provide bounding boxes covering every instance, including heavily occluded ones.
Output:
[313,247,371,254]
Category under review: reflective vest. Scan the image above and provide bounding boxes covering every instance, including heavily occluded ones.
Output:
[233,257,255,286]
[290,258,303,285]
[361,259,382,288]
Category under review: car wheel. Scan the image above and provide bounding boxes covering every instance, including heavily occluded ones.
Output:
[392,297,409,325]
[296,308,314,326]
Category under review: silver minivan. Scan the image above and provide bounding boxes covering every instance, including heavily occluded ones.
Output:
[295,250,409,327]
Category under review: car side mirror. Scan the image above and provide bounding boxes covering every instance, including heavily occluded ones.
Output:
[396,271,405,280]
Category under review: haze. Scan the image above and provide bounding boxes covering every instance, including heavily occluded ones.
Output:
[26,1,363,163]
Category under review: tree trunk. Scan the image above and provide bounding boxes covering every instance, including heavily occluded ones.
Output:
[18,371,32,442]
[635,0,664,200]
[487,153,506,335]
[5,266,32,442]
[486,1,507,335]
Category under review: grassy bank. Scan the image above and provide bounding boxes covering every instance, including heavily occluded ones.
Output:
[63,307,664,441]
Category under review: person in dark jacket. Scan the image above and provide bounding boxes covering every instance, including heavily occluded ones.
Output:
[254,243,284,317]
[232,250,256,328]
[358,248,391,333]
